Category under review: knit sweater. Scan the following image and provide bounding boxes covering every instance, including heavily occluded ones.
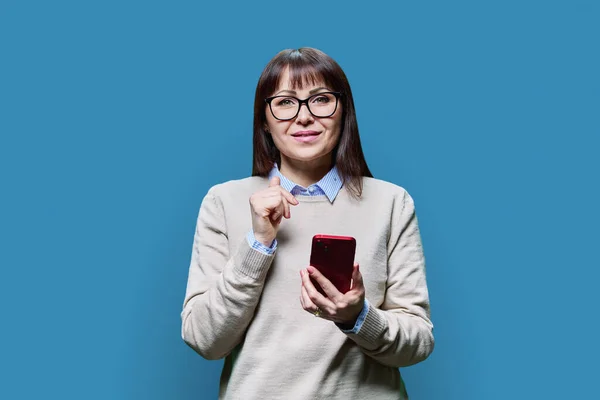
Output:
[181,176,434,400]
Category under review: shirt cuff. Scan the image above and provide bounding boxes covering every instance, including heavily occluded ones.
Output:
[337,299,370,334]
[246,230,277,255]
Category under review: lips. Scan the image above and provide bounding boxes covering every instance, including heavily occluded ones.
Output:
[291,131,320,137]
[291,130,321,143]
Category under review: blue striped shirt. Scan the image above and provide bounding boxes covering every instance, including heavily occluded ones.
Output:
[270,163,343,203]
[246,164,368,334]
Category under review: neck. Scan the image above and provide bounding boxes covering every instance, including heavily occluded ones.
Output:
[279,155,333,188]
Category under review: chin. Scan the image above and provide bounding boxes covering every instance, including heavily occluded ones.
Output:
[286,150,332,164]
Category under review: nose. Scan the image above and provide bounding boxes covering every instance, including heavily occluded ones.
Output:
[295,103,314,125]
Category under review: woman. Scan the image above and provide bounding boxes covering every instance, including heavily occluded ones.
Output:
[181,47,434,399]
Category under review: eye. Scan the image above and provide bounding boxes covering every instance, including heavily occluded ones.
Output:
[274,97,297,107]
[311,95,331,104]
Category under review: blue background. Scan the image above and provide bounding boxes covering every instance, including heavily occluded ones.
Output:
[1,1,598,399]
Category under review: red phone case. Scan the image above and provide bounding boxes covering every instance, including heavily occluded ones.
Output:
[309,234,356,295]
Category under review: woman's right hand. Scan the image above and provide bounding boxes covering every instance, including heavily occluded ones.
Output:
[249,176,299,247]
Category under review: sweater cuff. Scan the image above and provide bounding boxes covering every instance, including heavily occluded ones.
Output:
[344,302,388,350]
[233,237,275,281]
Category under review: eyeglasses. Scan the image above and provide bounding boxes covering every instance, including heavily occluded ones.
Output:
[265,91,342,121]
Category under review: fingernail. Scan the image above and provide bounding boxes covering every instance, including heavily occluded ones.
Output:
[307,266,315,274]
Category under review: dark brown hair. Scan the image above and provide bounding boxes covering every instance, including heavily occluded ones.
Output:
[252,47,373,198]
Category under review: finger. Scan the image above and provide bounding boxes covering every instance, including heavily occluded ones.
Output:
[281,193,291,219]
[301,285,316,312]
[264,189,292,219]
[350,263,364,291]
[278,187,299,205]
[266,184,297,206]
[262,194,284,221]
[301,268,336,309]
[270,204,284,224]
[299,275,307,309]
[300,271,317,312]
[306,266,343,301]
[269,176,281,188]
[252,191,281,218]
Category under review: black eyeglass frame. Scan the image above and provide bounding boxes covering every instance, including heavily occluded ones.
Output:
[264,91,343,121]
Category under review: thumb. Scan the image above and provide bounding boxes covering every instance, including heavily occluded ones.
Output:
[351,263,364,290]
[269,176,280,187]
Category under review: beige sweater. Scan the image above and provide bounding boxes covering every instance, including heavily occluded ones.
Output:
[181,176,434,399]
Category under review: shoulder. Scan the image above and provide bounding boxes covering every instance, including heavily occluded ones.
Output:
[357,177,418,217]
[360,177,413,202]
[358,178,420,227]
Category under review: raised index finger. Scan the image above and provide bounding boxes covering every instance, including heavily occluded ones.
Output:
[278,187,299,205]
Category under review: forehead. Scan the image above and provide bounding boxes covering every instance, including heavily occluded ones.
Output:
[275,66,327,91]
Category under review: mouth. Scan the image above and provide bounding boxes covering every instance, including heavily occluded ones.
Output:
[291,130,321,143]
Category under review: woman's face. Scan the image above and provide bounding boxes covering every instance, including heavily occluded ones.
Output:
[265,68,343,168]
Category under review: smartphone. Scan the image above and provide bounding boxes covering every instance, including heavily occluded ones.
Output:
[309,234,356,296]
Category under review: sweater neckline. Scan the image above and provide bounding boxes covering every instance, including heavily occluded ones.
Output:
[295,194,331,203]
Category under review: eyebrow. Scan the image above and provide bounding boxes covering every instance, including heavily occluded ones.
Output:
[274,86,330,96]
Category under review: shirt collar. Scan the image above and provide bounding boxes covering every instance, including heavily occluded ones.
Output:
[268,163,343,203]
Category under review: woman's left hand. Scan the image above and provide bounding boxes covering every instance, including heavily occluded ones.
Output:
[300,263,365,325]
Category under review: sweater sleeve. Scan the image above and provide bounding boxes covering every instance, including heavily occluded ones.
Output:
[181,187,275,360]
[345,190,435,368]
